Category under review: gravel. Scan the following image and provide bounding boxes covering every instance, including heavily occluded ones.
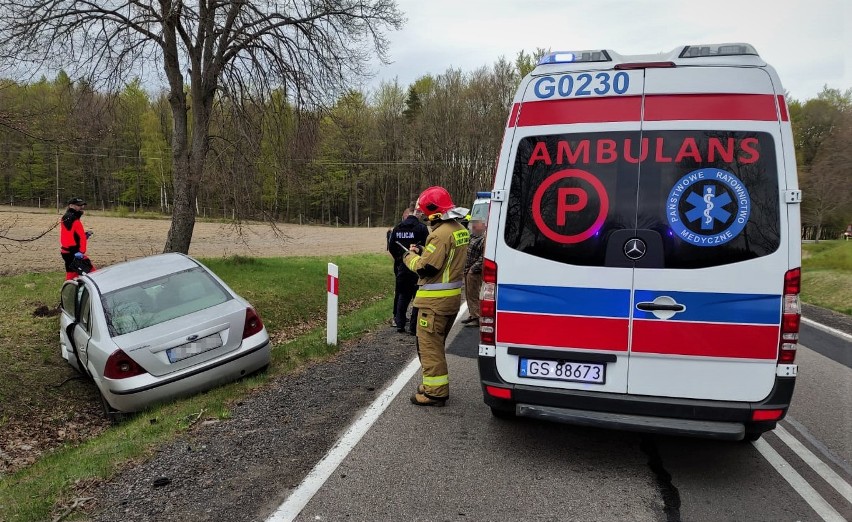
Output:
[802,302,852,335]
[87,325,417,522]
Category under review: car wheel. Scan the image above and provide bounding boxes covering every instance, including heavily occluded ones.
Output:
[490,407,515,420]
[99,391,131,424]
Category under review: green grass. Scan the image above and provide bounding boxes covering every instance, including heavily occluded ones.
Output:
[0,272,81,415]
[801,241,852,315]
[0,254,394,522]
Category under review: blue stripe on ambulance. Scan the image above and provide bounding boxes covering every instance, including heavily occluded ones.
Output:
[496,284,630,318]
[633,290,781,325]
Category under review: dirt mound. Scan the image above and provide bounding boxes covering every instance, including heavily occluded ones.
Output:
[32,304,60,317]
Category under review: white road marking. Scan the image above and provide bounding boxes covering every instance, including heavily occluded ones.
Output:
[774,425,852,503]
[802,317,852,342]
[266,303,469,522]
[784,416,852,478]
[753,438,846,522]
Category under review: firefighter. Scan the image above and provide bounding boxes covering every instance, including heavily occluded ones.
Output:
[402,186,470,406]
[60,197,95,280]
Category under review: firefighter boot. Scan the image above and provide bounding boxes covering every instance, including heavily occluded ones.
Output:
[410,393,446,407]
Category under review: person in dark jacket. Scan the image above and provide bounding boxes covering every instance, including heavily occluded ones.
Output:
[60,197,95,280]
[461,218,486,326]
[388,207,429,334]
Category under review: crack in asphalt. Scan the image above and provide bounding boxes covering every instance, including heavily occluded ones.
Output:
[641,436,682,522]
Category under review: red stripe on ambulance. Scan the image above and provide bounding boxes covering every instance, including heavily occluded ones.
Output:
[777,94,789,121]
[496,312,628,351]
[507,103,520,127]
[631,320,780,359]
[511,93,782,127]
[511,96,642,127]
[644,93,779,121]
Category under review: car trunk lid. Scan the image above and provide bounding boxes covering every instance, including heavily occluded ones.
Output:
[115,300,247,377]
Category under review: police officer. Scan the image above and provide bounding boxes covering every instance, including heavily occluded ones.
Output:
[403,186,469,406]
[60,197,95,280]
[461,218,486,326]
[388,207,429,334]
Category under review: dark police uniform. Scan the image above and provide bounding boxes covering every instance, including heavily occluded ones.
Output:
[387,214,429,333]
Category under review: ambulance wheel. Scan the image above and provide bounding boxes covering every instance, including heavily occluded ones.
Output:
[743,430,762,442]
[490,407,514,420]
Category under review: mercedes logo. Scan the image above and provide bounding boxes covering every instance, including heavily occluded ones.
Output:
[623,238,646,260]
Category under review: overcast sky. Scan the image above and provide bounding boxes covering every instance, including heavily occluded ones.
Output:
[367,0,850,102]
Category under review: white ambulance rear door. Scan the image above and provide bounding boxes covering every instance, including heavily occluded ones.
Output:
[628,65,788,401]
[490,67,646,394]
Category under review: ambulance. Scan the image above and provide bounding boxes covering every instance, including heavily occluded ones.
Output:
[478,44,801,441]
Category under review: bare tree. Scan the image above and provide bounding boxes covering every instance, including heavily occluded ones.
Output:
[0,0,403,253]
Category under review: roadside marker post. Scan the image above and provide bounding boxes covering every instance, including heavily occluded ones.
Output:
[327,263,339,345]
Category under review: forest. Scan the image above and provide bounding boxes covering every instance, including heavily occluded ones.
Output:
[1,60,850,233]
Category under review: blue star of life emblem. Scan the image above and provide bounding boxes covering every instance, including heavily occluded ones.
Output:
[666,168,751,247]
[685,185,732,230]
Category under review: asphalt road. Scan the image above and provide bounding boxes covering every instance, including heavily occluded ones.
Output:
[273,316,852,522]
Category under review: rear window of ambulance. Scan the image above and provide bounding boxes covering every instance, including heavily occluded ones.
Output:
[504,130,780,269]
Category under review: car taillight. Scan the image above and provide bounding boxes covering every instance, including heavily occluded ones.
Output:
[485,385,512,400]
[480,259,497,345]
[243,307,264,339]
[104,349,148,379]
[779,268,801,364]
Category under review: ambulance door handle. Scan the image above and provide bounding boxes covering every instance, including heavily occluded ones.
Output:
[636,302,685,312]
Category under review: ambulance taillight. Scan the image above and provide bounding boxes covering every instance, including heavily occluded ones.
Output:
[480,259,497,345]
[779,268,801,364]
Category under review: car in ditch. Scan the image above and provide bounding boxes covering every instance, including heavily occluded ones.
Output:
[59,252,270,418]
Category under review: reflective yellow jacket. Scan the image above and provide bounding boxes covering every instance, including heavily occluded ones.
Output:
[403,220,470,315]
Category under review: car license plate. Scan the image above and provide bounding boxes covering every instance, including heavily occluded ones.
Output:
[167,334,223,363]
[518,357,605,384]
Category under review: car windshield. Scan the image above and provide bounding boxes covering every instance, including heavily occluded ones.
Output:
[103,267,232,336]
[471,200,490,224]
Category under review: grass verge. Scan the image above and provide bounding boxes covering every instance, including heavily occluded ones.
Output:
[0,253,394,522]
[801,241,852,315]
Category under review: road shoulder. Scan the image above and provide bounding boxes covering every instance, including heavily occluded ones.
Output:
[88,325,418,522]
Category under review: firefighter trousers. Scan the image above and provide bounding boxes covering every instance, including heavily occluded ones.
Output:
[415,308,457,400]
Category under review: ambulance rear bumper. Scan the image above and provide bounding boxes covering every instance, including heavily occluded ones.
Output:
[480,356,796,440]
[516,404,746,440]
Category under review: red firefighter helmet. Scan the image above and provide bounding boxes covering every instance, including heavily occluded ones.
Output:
[415,186,456,219]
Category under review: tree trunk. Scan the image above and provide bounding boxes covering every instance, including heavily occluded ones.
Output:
[164,78,212,253]
[165,167,197,253]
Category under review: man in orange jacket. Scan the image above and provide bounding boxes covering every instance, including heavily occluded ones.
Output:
[60,197,95,280]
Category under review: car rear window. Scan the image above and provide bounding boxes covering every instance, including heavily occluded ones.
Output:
[504,130,780,268]
[103,267,232,336]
